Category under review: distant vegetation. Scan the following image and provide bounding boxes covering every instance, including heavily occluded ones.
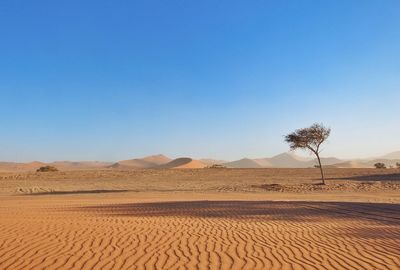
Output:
[374,163,386,169]
[208,164,226,169]
[37,166,58,172]
[396,162,400,169]
[285,123,331,185]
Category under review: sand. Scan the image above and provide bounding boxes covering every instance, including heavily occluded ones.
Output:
[0,169,399,269]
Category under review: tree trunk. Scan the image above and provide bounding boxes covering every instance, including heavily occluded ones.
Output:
[316,154,325,185]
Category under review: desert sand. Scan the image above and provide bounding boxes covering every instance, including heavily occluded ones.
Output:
[1,168,399,269]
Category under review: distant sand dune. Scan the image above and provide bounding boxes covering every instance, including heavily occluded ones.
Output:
[329,160,371,168]
[112,154,172,169]
[224,158,263,168]
[158,158,207,169]
[1,151,400,171]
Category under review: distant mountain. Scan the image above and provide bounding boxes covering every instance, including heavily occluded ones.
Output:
[308,157,343,167]
[224,158,263,168]
[112,154,171,169]
[227,153,343,168]
[269,153,311,168]
[252,158,273,167]
[380,151,400,160]
[328,160,371,168]
[253,153,314,168]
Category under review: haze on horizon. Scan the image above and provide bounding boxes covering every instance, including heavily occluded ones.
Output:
[1,1,399,163]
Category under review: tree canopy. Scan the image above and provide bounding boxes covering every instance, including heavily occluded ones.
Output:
[285,123,331,155]
[285,123,331,184]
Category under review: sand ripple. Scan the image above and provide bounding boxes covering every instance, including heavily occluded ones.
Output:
[0,197,399,270]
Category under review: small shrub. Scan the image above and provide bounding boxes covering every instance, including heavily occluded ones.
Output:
[396,162,400,169]
[208,164,226,169]
[374,163,386,169]
[37,166,58,172]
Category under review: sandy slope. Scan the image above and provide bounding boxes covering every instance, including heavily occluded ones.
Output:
[112,155,172,169]
[0,192,399,270]
[158,158,207,169]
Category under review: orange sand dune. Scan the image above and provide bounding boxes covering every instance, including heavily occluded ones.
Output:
[158,158,207,169]
[112,154,171,169]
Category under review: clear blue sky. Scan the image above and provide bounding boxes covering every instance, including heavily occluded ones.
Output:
[1,1,399,162]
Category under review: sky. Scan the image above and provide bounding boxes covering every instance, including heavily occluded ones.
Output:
[0,0,399,162]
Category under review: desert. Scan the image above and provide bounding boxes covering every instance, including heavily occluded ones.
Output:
[1,167,399,270]
[2,1,400,269]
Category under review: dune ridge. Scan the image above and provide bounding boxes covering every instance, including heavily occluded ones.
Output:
[111,154,172,169]
[158,158,207,169]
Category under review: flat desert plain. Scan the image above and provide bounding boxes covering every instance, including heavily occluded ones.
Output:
[1,168,400,270]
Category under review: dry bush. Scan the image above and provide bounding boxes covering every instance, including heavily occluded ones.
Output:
[36,166,59,172]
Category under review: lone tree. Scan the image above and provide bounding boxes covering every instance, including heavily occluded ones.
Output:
[285,123,331,184]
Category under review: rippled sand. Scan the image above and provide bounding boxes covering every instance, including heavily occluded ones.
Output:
[1,191,399,270]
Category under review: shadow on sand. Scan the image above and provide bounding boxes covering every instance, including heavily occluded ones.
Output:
[78,200,400,226]
[327,173,400,182]
[27,189,130,196]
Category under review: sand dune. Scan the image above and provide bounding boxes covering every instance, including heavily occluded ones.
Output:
[158,158,207,169]
[265,152,311,167]
[112,154,171,169]
[229,154,342,168]
[238,153,309,168]
[253,158,273,167]
[1,151,400,172]
[141,154,171,165]
[381,151,400,160]
[329,160,372,168]
[224,158,263,168]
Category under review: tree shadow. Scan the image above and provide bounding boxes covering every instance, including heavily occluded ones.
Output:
[78,200,400,227]
[327,173,400,182]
